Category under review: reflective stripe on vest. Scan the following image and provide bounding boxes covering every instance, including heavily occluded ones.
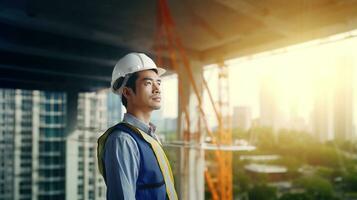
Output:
[97,126,116,182]
[123,123,178,200]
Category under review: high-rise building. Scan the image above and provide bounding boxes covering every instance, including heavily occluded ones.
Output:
[311,82,334,142]
[333,60,354,141]
[0,89,123,200]
[312,58,354,142]
[259,76,281,132]
[354,63,357,139]
[287,94,310,132]
[106,92,123,127]
[66,91,122,200]
[0,89,67,200]
[232,106,252,131]
[0,89,16,200]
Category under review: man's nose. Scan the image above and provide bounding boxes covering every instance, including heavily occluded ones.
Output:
[153,83,161,94]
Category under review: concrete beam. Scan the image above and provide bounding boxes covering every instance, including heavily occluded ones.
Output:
[200,16,357,65]
[0,39,116,67]
[0,64,110,82]
[212,0,294,37]
[0,65,110,92]
[0,9,128,48]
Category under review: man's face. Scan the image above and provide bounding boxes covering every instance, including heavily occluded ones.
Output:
[128,70,162,111]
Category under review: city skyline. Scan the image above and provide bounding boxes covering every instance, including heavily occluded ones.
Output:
[161,32,357,137]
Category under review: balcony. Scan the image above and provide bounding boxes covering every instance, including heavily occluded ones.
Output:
[38,137,65,142]
[38,151,62,156]
[38,176,65,182]
[38,164,64,170]
[38,189,64,196]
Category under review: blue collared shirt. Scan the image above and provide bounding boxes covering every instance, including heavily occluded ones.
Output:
[103,113,160,200]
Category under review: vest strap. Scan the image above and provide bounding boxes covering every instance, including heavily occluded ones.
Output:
[97,125,117,182]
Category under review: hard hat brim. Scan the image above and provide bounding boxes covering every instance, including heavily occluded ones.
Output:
[156,67,166,76]
[126,66,166,76]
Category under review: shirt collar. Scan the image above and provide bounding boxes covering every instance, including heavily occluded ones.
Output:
[123,113,156,136]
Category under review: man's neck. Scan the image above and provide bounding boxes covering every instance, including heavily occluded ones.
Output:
[126,109,151,125]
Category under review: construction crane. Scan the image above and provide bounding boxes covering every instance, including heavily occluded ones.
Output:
[154,0,233,199]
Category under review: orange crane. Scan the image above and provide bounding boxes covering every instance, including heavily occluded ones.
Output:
[154,0,233,199]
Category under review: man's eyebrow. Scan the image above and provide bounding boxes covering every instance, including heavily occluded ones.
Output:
[142,77,161,82]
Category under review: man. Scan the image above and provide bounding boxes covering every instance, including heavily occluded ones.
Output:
[97,52,178,200]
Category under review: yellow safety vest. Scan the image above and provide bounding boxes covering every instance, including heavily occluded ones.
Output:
[97,122,178,200]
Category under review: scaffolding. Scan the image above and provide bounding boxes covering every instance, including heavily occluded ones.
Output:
[155,0,233,199]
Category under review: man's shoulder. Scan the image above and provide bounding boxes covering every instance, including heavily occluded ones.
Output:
[107,126,136,142]
[103,125,141,163]
[103,122,145,147]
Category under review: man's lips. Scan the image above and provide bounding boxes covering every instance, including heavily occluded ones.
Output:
[152,96,161,101]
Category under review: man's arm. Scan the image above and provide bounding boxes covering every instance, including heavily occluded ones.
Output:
[104,132,140,200]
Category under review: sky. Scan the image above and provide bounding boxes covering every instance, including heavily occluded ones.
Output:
[160,30,357,130]
[224,31,357,124]
[160,74,178,118]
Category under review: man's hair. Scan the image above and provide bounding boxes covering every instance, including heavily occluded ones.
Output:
[113,72,139,108]
[113,69,158,108]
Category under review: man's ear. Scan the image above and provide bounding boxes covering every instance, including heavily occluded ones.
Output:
[122,87,132,99]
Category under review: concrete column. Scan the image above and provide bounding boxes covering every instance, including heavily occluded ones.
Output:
[32,91,40,200]
[177,60,205,200]
[65,130,79,200]
[65,91,79,199]
[13,90,22,200]
[66,91,79,135]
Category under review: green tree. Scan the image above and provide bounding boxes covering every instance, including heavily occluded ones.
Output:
[279,193,313,200]
[248,184,277,200]
[343,172,357,191]
[232,127,248,140]
[295,176,334,200]
[270,157,302,179]
[316,166,334,180]
[250,126,276,152]
[305,145,340,168]
[233,170,250,194]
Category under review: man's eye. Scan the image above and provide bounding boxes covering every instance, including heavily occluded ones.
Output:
[145,81,152,85]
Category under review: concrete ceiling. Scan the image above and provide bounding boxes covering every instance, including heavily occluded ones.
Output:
[1,0,357,91]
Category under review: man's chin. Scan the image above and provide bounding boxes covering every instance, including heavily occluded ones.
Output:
[151,105,161,110]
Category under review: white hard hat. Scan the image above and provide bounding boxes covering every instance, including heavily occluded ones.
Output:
[111,52,166,95]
